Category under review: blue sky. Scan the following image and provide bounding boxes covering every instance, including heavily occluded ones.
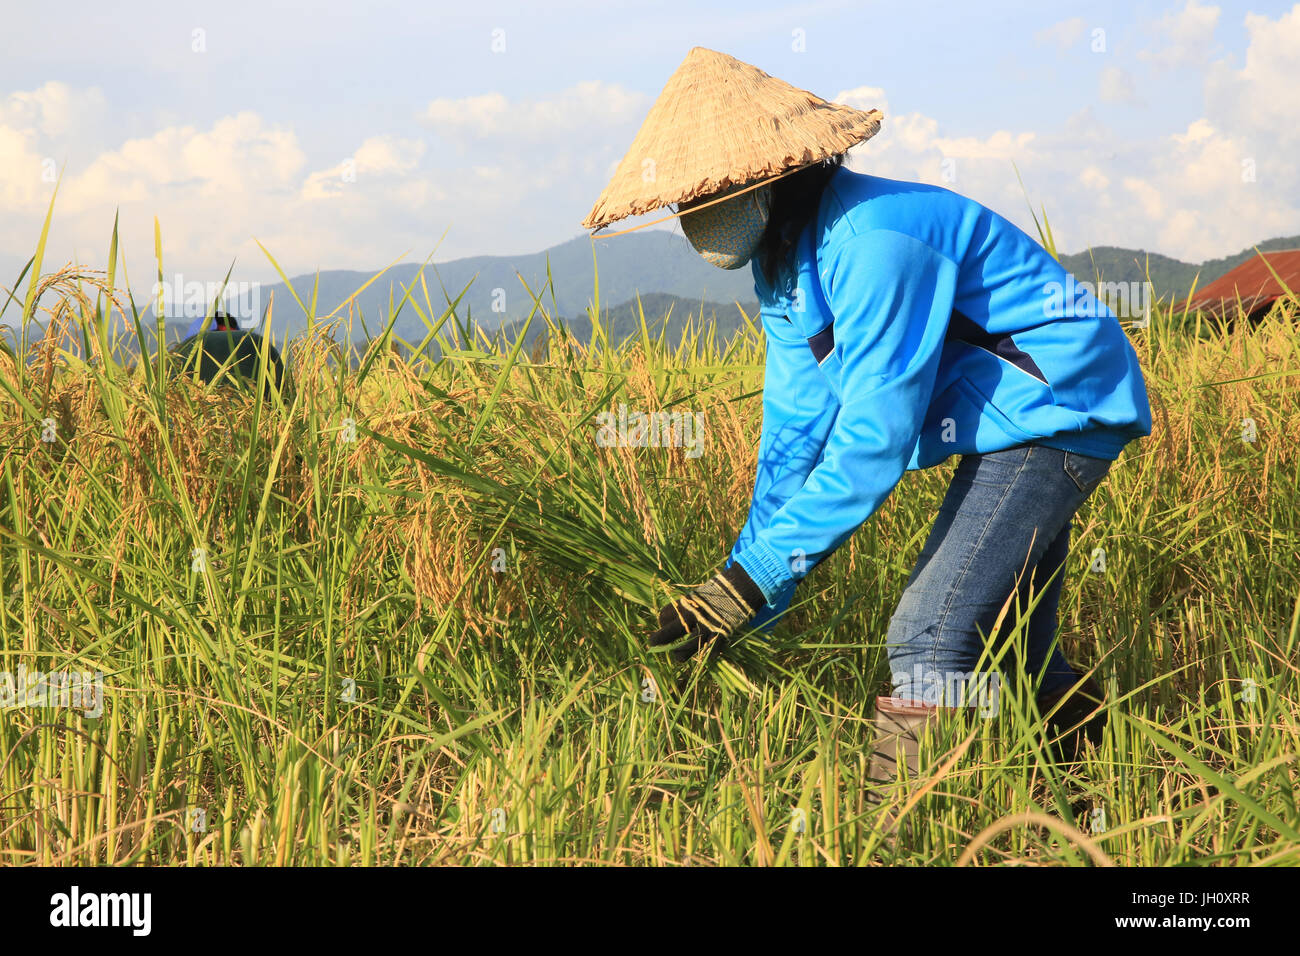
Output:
[2,0,1297,297]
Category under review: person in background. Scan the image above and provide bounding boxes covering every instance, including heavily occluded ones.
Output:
[172,310,287,399]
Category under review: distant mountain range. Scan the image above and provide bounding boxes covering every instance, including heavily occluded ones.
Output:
[248,231,756,346]
[1057,237,1300,307]
[11,229,1299,357]
[496,291,761,353]
[250,230,1300,342]
[491,229,1300,347]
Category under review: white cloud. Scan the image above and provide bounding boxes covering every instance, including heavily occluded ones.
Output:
[1035,17,1087,51]
[60,113,307,214]
[301,136,427,200]
[1099,65,1141,105]
[1139,0,1221,69]
[3,5,1297,298]
[0,79,651,291]
[0,125,48,209]
[1122,176,1166,221]
[0,82,108,141]
[421,92,510,138]
[0,82,114,212]
[1205,4,1300,135]
[1140,4,1300,258]
[834,84,1041,221]
[835,85,888,113]
[420,81,648,143]
[834,1,1299,264]
[1079,165,1110,192]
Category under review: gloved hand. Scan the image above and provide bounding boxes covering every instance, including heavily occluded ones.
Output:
[648,563,766,662]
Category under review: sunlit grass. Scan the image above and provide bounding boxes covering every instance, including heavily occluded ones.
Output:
[1,207,1298,865]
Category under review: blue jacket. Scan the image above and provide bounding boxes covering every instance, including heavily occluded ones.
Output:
[728,168,1151,626]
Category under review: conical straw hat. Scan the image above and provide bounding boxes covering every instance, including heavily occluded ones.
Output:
[582,47,882,231]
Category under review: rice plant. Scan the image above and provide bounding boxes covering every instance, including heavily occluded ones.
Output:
[1,207,1297,866]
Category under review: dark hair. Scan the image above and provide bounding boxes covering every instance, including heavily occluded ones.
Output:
[758,154,845,287]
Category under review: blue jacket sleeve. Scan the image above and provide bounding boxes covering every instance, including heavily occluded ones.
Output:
[732,230,957,602]
[726,306,840,629]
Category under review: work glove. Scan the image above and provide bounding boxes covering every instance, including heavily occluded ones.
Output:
[648,563,766,662]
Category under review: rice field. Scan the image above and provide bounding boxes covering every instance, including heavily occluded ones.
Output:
[1,214,1298,866]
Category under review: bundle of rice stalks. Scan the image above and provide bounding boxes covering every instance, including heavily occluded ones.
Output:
[363,404,795,695]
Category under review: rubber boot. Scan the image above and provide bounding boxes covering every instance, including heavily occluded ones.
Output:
[1037,672,1107,764]
[865,696,946,845]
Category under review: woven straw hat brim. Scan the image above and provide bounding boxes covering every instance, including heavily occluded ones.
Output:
[582,47,882,231]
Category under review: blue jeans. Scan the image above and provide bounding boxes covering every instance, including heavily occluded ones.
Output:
[886,442,1112,707]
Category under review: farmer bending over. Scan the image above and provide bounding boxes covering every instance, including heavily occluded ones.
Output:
[582,48,1151,795]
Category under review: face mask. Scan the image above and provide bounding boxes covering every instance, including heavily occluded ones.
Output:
[679,184,772,270]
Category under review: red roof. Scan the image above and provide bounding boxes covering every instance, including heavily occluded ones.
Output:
[1181,248,1300,317]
